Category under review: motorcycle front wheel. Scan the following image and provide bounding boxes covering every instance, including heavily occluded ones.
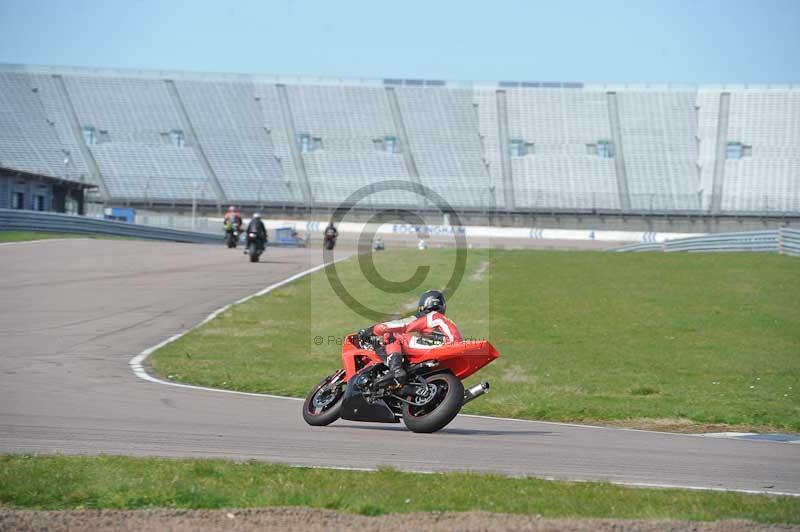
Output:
[402,372,464,433]
[302,372,345,426]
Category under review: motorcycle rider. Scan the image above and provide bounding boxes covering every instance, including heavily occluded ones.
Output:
[358,290,461,385]
[323,222,338,249]
[224,206,242,233]
[245,212,268,251]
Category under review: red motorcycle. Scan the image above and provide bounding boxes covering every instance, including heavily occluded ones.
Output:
[302,332,499,433]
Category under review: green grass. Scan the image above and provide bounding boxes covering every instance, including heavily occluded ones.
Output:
[151,248,800,432]
[1,455,798,522]
[0,231,88,243]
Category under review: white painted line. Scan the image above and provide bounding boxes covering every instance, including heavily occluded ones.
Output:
[458,414,763,441]
[0,237,89,247]
[458,413,703,437]
[599,481,800,498]
[278,463,800,498]
[702,432,759,439]
[129,256,346,401]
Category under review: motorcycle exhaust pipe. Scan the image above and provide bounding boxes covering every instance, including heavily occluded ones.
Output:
[462,381,490,405]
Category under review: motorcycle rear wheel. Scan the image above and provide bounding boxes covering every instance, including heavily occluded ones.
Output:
[249,243,259,262]
[402,372,463,433]
[302,373,345,426]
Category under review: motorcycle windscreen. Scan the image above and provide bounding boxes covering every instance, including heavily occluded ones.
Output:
[339,378,398,423]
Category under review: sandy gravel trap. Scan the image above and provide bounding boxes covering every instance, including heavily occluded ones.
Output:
[1,509,798,532]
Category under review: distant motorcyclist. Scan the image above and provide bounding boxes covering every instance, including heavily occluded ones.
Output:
[359,290,460,385]
[323,222,338,250]
[223,206,243,248]
[242,213,267,262]
[246,213,268,244]
[224,206,242,232]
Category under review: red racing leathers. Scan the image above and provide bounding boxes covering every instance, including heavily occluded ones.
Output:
[373,311,462,359]
[224,212,242,232]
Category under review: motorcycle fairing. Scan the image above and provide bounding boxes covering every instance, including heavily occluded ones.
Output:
[341,334,499,382]
[339,369,398,423]
[341,336,382,379]
[406,339,499,380]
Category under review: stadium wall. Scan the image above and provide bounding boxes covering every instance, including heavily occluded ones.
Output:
[132,203,800,234]
[249,216,702,244]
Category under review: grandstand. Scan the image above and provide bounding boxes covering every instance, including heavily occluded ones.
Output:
[285,84,413,206]
[500,87,619,210]
[0,73,70,178]
[1,63,798,220]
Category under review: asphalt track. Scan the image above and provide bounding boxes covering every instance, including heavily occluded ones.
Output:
[1,239,798,496]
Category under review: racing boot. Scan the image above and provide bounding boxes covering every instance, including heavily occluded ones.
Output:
[386,353,407,385]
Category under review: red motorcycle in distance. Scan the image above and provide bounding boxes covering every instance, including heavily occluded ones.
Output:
[302,332,499,433]
[224,225,240,248]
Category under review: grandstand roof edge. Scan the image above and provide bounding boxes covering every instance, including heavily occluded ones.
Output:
[0,63,797,90]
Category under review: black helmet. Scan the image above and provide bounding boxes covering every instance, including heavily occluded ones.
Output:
[417,289,446,315]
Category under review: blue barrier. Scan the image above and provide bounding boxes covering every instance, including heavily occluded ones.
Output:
[273,227,307,247]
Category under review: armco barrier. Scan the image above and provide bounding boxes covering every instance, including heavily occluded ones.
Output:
[613,242,663,252]
[664,231,779,253]
[781,228,800,257]
[0,209,221,244]
[614,228,799,257]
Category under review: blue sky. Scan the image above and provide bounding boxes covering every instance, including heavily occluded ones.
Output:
[1,0,798,84]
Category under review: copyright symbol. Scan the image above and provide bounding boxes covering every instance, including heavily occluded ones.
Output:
[313,336,324,345]
[323,180,467,322]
